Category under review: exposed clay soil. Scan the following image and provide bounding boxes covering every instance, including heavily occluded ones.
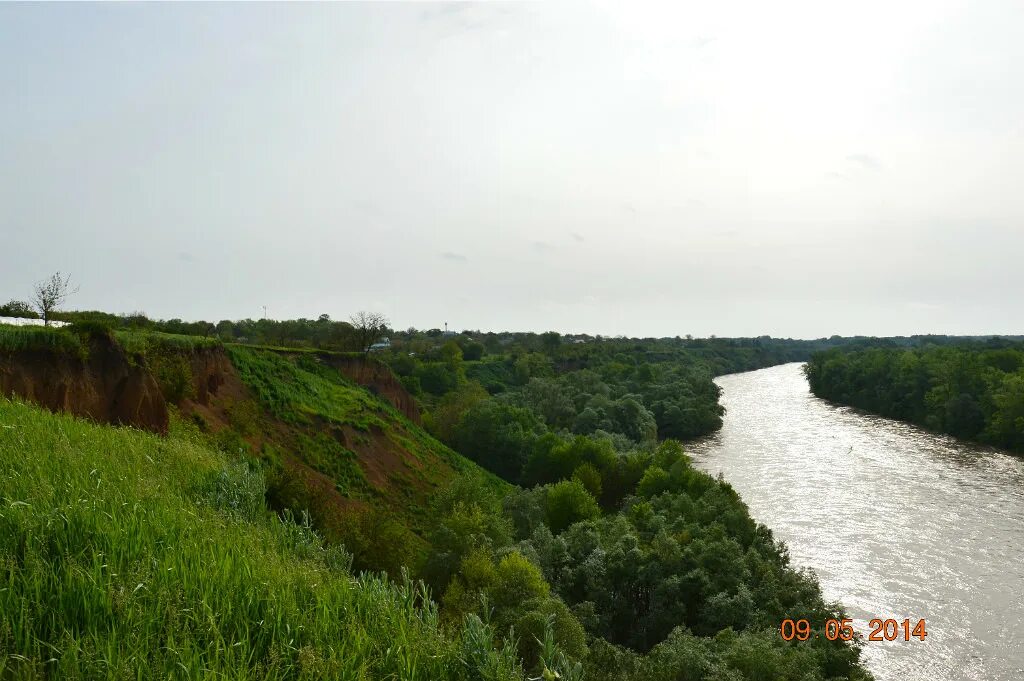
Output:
[0,339,249,439]
[178,347,253,437]
[0,334,168,433]
[340,422,424,491]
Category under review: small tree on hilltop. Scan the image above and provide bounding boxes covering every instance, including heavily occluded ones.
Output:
[32,272,77,326]
[349,311,389,354]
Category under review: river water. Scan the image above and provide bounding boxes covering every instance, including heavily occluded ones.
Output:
[688,363,1024,681]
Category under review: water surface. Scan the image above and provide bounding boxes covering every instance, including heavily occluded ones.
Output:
[689,363,1024,681]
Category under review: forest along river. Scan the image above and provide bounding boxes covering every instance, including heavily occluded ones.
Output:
[688,363,1024,681]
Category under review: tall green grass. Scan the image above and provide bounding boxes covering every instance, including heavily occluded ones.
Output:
[226,344,363,360]
[0,398,524,680]
[0,325,84,358]
[0,325,217,362]
[114,330,221,356]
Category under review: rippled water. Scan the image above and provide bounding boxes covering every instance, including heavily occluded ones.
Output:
[688,363,1024,681]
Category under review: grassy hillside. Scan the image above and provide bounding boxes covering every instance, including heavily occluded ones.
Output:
[197,346,508,575]
[0,324,511,575]
[0,397,525,680]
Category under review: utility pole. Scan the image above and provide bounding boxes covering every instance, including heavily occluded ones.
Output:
[262,305,267,320]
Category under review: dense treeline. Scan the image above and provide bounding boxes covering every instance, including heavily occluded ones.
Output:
[806,342,1024,452]
[21,305,841,358]
[424,444,871,680]
[387,336,872,679]
[392,334,836,455]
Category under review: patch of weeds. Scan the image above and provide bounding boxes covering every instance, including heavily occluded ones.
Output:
[294,432,369,497]
[201,460,267,523]
[148,351,195,403]
[227,399,261,436]
[214,427,251,457]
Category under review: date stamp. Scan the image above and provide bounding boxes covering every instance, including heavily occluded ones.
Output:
[780,618,927,642]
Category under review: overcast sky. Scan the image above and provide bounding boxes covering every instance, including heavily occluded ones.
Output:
[2,1,1022,338]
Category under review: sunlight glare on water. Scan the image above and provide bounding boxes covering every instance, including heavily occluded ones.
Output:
[688,363,1024,681]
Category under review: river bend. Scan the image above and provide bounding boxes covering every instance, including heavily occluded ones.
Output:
[688,363,1024,681]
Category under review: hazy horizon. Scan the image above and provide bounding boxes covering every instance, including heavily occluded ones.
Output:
[3,1,1023,338]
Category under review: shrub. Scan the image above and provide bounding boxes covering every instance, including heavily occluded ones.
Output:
[571,463,603,499]
[490,551,550,608]
[149,351,195,403]
[67,319,115,338]
[543,480,601,533]
[637,466,672,498]
[0,300,38,318]
[453,400,546,482]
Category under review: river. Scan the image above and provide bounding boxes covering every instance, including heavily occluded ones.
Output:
[688,363,1024,681]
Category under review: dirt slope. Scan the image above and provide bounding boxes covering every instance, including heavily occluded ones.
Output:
[0,333,168,433]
